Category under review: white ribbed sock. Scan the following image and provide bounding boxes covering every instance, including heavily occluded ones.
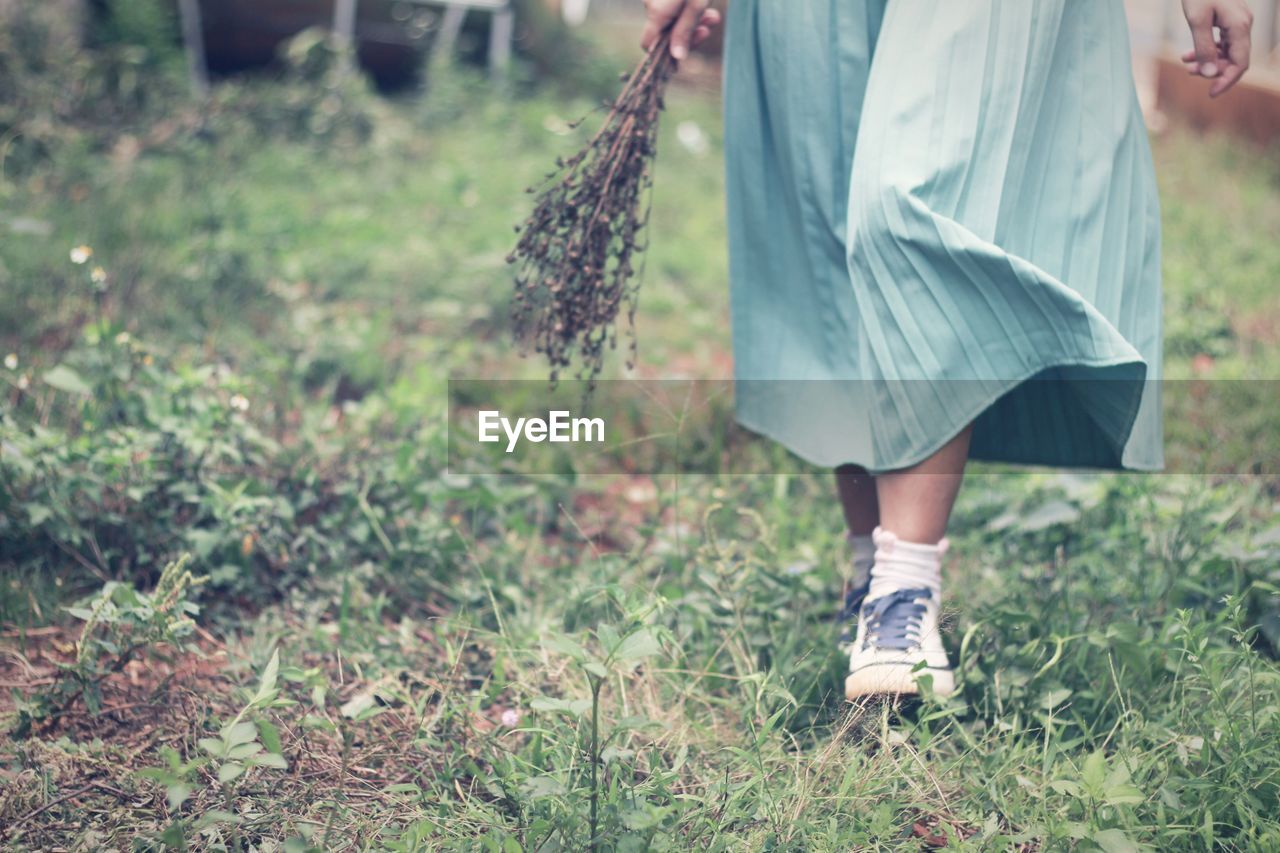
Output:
[847,532,875,589]
[868,526,945,602]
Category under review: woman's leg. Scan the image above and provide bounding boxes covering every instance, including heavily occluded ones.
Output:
[845,424,973,698]
[835,465,880,646]
[874,424,973,544]
[834,464,879,535]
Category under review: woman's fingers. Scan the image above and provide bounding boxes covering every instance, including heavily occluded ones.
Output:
[1209,64,1243,95]
[641,0,681,51]
[1210,11,1252,96]
[691,10,720,47]
[642,3,720,57]
[1180,1,1252,96]
[641,19,661,50]
[1185,8,1221,77]
[1183,44,1224,73]
[669,1,708,60]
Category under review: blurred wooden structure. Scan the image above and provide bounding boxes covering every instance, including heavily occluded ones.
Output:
[196,0,512,87]
[176,0,209,94]
[1156,60,1280,143]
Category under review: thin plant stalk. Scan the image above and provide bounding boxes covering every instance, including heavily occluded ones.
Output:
[589,674,604,852]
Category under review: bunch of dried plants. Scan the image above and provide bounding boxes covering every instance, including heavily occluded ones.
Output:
[509,35,677,386]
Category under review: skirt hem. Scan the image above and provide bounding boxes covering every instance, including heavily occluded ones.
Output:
[733,354,1164,474]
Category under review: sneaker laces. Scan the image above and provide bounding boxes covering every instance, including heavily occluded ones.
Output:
[861,587,932,651]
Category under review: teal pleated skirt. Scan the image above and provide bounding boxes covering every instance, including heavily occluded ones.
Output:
[724,0,1164,472]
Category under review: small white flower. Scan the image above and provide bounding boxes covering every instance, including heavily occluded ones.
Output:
[3,353,16,370]
[90,266,107,284]
[500,709,520,727]
[70,245,92,264]
[17,374,30,390]
[230,393,250,412]
[114,332,131,345]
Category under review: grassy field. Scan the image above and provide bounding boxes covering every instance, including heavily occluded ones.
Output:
[2,34,1280,851]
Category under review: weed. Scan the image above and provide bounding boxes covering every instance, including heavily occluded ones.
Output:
[137,650,290,849]
[10,554,204,738]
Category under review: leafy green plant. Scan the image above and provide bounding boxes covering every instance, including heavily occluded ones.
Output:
[284,667,392,851]
[199,27,382,150]
[10,554,204,738]
[516,589,671,849]
[1,323,466,616]
[138,650,290,850]
[0,0,189,175]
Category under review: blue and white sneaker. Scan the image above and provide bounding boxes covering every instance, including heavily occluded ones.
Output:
[836,534,875,651]
[845,584,955,699]
[836,576,871,651]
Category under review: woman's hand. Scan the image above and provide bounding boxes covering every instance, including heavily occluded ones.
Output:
[1181,0,1253,97]
[642,0,722,61]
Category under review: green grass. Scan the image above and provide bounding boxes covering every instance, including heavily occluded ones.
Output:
[1,52,1279,851]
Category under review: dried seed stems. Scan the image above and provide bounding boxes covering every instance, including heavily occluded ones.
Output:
[509,36,678,387]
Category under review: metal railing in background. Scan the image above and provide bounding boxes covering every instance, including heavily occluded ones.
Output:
[176,0,516,94]
[420,0,514,75]
[334,0,513,75]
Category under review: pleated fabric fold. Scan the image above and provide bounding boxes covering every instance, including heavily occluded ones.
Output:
[724,0,1163,472]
